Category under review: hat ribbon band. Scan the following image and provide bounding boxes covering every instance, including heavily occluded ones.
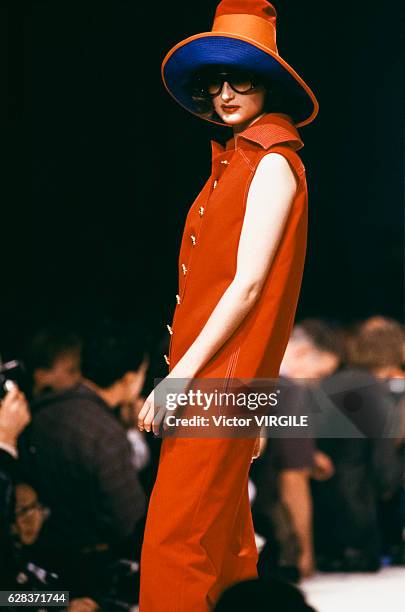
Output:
[212,14,278,54]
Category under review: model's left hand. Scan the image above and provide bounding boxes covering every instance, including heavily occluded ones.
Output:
[137,376,189,436]
[137,383,164,436]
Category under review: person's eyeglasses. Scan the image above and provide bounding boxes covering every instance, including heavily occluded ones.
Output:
[195,72,262,97]
[15,500,46,519]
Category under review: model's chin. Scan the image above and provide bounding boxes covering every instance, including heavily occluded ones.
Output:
[218,111,244,125]
[218,111,257,127]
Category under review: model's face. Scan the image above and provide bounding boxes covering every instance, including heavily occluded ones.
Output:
[209,72,267,128]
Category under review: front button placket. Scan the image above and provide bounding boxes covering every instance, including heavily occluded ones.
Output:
[168,148,232,367]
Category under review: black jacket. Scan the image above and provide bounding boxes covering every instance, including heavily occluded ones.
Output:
[18,383,146,553]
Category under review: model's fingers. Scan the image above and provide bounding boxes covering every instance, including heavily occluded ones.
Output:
[137,399,151,430]
[137,398,150,419]
[143,403,159,432]
[162,406,176,431]
[151,407,165,436]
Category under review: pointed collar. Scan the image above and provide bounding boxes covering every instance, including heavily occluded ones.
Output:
[211,113,304,158]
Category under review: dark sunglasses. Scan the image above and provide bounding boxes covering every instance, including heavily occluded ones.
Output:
[194,71,262,97]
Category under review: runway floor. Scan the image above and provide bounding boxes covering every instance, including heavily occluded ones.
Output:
[301,567,405,612]
[131,567,405,612]
[132,567,405,611]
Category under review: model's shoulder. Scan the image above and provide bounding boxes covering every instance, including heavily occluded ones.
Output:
[253,151,299,188]
[255,148,305,183]
[256,151,293,168]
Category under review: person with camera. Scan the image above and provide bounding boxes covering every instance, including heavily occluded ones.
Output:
[0,382,31,585]
[17,319,148,602]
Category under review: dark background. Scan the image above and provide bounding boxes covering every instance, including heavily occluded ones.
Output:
[2,0,405,358]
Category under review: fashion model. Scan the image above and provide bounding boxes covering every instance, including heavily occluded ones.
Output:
[138,1,319,610]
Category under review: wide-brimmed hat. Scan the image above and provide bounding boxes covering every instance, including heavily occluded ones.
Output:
[161,0,319,128]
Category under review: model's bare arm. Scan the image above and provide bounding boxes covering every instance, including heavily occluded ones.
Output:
[138,154,297,432]
[170,153,298,379]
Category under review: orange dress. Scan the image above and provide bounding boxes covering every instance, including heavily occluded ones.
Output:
[139,112,308,611]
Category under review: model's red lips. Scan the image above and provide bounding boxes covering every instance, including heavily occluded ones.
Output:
[221,105,240,114]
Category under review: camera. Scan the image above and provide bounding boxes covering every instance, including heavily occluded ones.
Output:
[0,359,26,400]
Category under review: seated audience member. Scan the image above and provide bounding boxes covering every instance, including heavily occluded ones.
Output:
[17,319,148,597]
[11,481,135,606]
[214,578,316,612]
[26,325,82,397]
[346,316,405,563]
[284,319,401,571]
[0,383,31,586]
[251,321,344,581]
[9,481,60,588]
[251,382,331,581]
[13,481,49,546]
[280,319,344,383]
[347,316,405,380]
[347,317,405,439]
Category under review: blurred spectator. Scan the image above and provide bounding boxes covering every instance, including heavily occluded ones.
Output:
[346,316,405,443]
[347,316,405,379]
[8,480,59,588]
[214,578,316,612]
[0,383,31,585]
[280,319,346,382]
[251,382,318,581]
[346,316,405,563]
[255,319,346,580]
[17,319,148,597]
[284,319,401,571]
[12,482,49,546]
[26,326,82,397]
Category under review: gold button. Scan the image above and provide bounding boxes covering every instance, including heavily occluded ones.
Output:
[164,354,170,365]
[166,324,173,335]
[220,160,230,165]
[213,180,218,189]
[181,263,188,275]
[190,235,196,245]
[176,294,181,304]
[199,206,205,216]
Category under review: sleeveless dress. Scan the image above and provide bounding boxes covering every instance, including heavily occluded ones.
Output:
[139,112,308,611]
